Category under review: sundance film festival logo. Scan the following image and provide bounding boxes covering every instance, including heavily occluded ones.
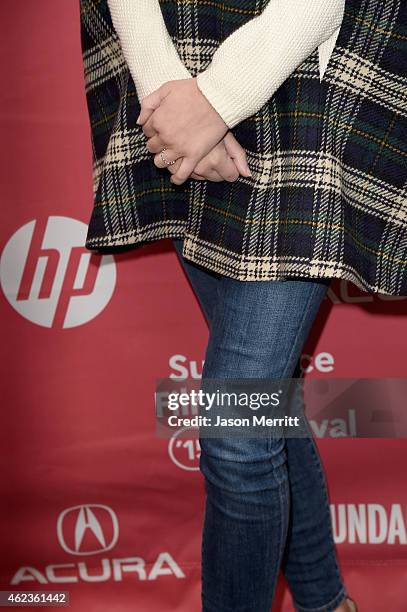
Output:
[0,216,116,328]
[331,503,407,545]
[168,427,200,471]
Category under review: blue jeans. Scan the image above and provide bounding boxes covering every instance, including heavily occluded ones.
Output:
[173,240,348,612]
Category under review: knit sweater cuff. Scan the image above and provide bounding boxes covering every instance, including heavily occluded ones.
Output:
[196,0,345,129]
[137,59,192,99]
[196,71,245,129]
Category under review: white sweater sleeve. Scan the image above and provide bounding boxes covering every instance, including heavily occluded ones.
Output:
[107,0,192,100]
[196,0,345,128]
[107,0,345,128]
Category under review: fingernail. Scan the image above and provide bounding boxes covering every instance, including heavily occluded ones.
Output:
[136,115,141,124]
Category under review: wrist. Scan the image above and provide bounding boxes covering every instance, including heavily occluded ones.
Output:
[196,72,243,129]
[136,58,192,99]
[193,77,232,133]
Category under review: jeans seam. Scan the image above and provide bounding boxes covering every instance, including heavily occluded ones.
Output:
[268,281,326,454]
[307,434,343,584]
[293,585,348,612]
[277,476,288,582]
[281,281,325,379]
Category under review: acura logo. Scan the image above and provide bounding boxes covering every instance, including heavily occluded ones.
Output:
[57,505,119,556]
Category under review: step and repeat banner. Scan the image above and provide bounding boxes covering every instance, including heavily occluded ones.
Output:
[0,2,406,611]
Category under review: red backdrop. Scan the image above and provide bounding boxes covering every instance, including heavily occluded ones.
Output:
[0,2,406,610]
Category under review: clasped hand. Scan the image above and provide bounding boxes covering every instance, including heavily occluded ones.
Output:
[136,78,251,184]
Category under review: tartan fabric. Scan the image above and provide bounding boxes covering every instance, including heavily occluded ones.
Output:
[79,0,407,295]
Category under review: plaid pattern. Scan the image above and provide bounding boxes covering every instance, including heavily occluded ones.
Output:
[79,0,407,295]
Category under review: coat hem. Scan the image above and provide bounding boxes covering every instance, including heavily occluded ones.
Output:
[85,226,401,297]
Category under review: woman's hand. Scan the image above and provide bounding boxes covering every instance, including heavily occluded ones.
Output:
[193,132,252,181]
[159,132,251,182]
[137,78,229,185]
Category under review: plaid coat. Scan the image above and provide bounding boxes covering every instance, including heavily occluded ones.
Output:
[79,0,407,296]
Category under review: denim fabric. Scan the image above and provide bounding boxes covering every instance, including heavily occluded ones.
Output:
[173,239,348,612]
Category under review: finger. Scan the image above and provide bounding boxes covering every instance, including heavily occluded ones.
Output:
[136,106,154,127]
[167,161,206,181]
[193,157,219,181]
[206,172,223,182]
[193,170,223,181]
[167,159,183,174]
[142,115,157,139]
[223,133,252,177]
[215,154,240,182]
[146,135,165,154]
[231,151,252,178]
[136,89,163,125]
[171,157,197,185]
[153,148,181,169]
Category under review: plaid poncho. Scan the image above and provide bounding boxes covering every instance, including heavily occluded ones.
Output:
[79,0,407,295]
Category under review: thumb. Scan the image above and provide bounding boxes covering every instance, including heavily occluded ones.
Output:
[136,87,165,125]
[223,133,252,177]
[170,156,197,185]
